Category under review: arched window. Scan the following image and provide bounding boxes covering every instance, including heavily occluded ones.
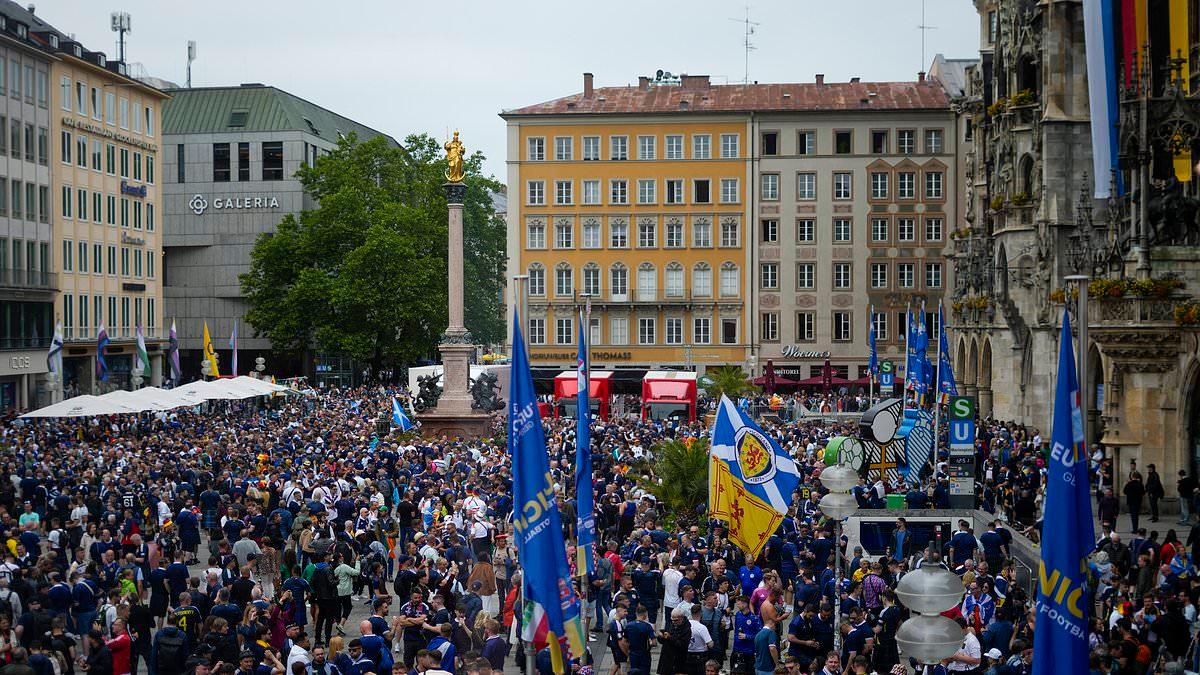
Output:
[719,262,739,297]
[637,263,657,301]
[610,263,628,300]
[528,263,545,296]
[554,262,573,297]
[665,263,684,297]
[693,263,712,297]
[582,263,601,296]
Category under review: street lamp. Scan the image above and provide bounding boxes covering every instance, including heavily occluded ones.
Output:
[817,461,859,652]
[894,565,968,664]
[255,356,266,379]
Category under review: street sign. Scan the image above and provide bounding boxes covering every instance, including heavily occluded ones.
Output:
[880,360,894,390]
[948,395,975,450]
[947,395,976,506]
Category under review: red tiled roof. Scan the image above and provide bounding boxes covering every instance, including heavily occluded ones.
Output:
[502,80,950,117]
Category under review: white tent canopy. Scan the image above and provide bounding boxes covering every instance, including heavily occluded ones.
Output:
[20,375,292,417]
[20,395,142,418]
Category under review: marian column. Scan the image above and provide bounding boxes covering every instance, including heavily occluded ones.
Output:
[435,131,475,417]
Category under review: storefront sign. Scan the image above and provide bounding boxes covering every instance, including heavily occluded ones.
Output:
[189,194,281,215]
[0,350,47,376]
[61,117,158,152]
[120,232,145,246]
[531,350,631,361]
[780,346,831,358]
[120,181,147,198]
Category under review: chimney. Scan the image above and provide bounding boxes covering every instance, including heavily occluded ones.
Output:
[681,74,710,90]
[583,72,594,98]
[850,77,860,83]
[815,74,825,85]
[638,76,650,91]
[26,4,34,13]
[918,71,926,82]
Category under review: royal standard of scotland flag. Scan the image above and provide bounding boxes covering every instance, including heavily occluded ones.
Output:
[937,303,958,404]
[509,310,584,671]
[709,395,802,558]
[1032,308,1094,673]
[391,398,415,431]
[574,309,596,576]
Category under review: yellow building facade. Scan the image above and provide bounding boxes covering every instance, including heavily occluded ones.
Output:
[503,100,752,374]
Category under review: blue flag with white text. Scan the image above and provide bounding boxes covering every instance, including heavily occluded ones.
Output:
[392,397,415,431]
[575,310,596,575]
[1032,308,1094,674]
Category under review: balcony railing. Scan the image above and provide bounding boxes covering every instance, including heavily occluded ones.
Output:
[0,336,50,350]
[1087,296,1185,325]
[64,327,163,342]
[0,269,56,290]
[530,289,741,305]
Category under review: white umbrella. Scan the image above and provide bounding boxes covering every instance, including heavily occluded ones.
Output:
[171,380,232,401]
[104,388,190,412]
[20,394,142,418]
[229,375,290,394]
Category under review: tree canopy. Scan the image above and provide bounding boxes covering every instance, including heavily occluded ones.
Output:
[240,133,506,373]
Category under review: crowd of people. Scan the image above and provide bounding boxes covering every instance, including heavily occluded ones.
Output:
[0,385,1195,675]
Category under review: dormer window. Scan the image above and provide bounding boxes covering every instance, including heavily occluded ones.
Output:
[48,35,58,49]
[97,55,106,67]
[16,25,27,38]
[73,45,82,57]
[227,109,248,127]
[0,17,7,30]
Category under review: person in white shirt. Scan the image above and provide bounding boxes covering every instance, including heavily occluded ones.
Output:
[945,617,981,672]
[286,632,312,674]
[686,605,713,665]
[662,560,683,619]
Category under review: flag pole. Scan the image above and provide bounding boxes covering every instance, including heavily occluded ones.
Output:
[869,304,875,405]
[931,300,943,479]
[903,301,911,413]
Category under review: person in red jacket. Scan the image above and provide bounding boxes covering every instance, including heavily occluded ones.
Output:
[106,619,132,675]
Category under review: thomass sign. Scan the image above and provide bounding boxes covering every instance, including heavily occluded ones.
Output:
[189,194,281,215]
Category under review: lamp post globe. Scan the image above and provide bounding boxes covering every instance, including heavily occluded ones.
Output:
[895,565,966,615]
[817,464,859,493]
[895,615,965,664]
[818,492,859,520]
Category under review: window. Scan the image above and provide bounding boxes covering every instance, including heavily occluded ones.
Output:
[77,241,87,273]
[898,263,915,288]
[527,137,545,161]
[637,135,655,160]
[693,218,712,247]
[610,136,628,160]
[692,264,712,297]
[105,144,116,175]
[120,198,129,228]
[60,185,72,219]
[133,202,142,229]
[35,70,46,107]
[925,217,944,242]
[637,263,655,299]
[925,129,944,153]
[582,219,601,248]
[719,218,739,247]
[144,105,154,136]
[527,180,545,205]
[24,184,32,221]
[833,218,852,242]
[147,250,155,279]
[213,143,231,181]
[528,319,545,345]
[796,263,814,289]
[91,87,100,120]
[555,264,573,296]
[610,179,628,205]
[720,178,738,203]
[582,136,600,160]
[760,262,778,290]
[60,75,70,111]
[761,218,779,243]
[871,263,889,288]
[60,130,70,163]
[9,61,18,100]
[147,204,155,231]
[871,130,888,154]
[898,130,915,154]
[834,131,853,154]
[637,179,656,204]
[556,318,574,345]
[871,172,889,199]
[120,247,130,276]
[610,218,628,248]
[134,249,143,277]
[796,313,815,341]
[638,318,656,345]
[797,219,815,242]
[872,218,889,242]
[526,219,545,248]
[555,219,573,248]
[665,135,683,159]
[528,265,545,295]
[988,10,998,43]
[637,218,656,248]
[554,136,572,161]
[692,134,710,159]
[898,172,915,199]
[70,81,85,116]
[90,139,100,171]
[897,218,916,242]
[665,219,683,248]
[797,130,815,155]
[610,264,628,297]
[833,312,852,341]
[833,262,852,289]
[62,240,73,272]
[871,312,889,341]
[665,179,684,204]
[582,264,600,296]
[119,148,130,178]
[693,179,710,204]
[31,125,45,164]
[23,124,31,161]
[92,244,101,273]
[262,142,283,180]
[761,173,779,201]
[9,182,18,220]
[9,122,17,159]
[925,171,944,199]
[761,131,779,156]
[610,316,628,345]
[554,180,573,205]
[719,264,739,297]
[176,144,185,183]
[833,172,853,199]
[580,180,600,204]
[93,193,102,224]
[761,313,779,341]
[693,317,711,344]
[234,143,249,181]
[925,262,943,288]
[77,189,87,221]
[797,173,816,200]
[119,97,129,129]
[720,133,739,158]
[106,195,115,225]
[107,246,116,276]
[721,318,738,344]
[665,264,683,297]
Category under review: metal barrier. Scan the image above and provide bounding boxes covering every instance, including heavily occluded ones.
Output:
[1010,555,1035,603]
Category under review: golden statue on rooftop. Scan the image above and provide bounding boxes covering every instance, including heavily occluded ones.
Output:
[444,131,465,183]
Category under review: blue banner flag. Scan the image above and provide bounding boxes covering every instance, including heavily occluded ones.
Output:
[937,303,958,404]
[868,305,879,379]
[509,310,585,670]
[96,324,110,382]
[904,308,922,392]
[391,397,415,431]
[1032,308,1094,672]
[575,309,596,575]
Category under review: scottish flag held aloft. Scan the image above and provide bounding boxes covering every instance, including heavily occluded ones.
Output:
[392,398,415,431]
[1032,308,1094,674]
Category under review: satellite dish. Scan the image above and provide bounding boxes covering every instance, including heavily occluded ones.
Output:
[656,69,664,79]
[664,71,673,79]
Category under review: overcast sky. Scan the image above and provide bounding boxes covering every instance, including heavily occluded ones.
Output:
[40,0,981,179]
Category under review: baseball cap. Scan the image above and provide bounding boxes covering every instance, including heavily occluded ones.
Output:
[984,648,1003,660]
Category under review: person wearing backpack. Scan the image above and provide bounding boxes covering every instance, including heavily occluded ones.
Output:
[310,556,339,648]
[149,613,188,675]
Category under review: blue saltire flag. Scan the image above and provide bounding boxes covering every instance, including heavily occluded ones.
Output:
[509,310,585,670]
[575,309,596,576]
[96,324,110,382]
[392,397,415,431]
[937,303,958,405]
[1032,308,1095,673]
[867,305,879,379]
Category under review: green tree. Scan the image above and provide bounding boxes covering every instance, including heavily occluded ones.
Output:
[240,132,506,373]
[639,437,711,527]
[703,365,759,401]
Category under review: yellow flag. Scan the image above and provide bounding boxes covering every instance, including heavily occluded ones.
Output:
[202,321,221,377]
[710,456,783,560]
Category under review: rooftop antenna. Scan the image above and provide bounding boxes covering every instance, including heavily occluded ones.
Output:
[729,6,759,84]
[918,0,938,72]
[110,11,130,62]
[186,40,196,88]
